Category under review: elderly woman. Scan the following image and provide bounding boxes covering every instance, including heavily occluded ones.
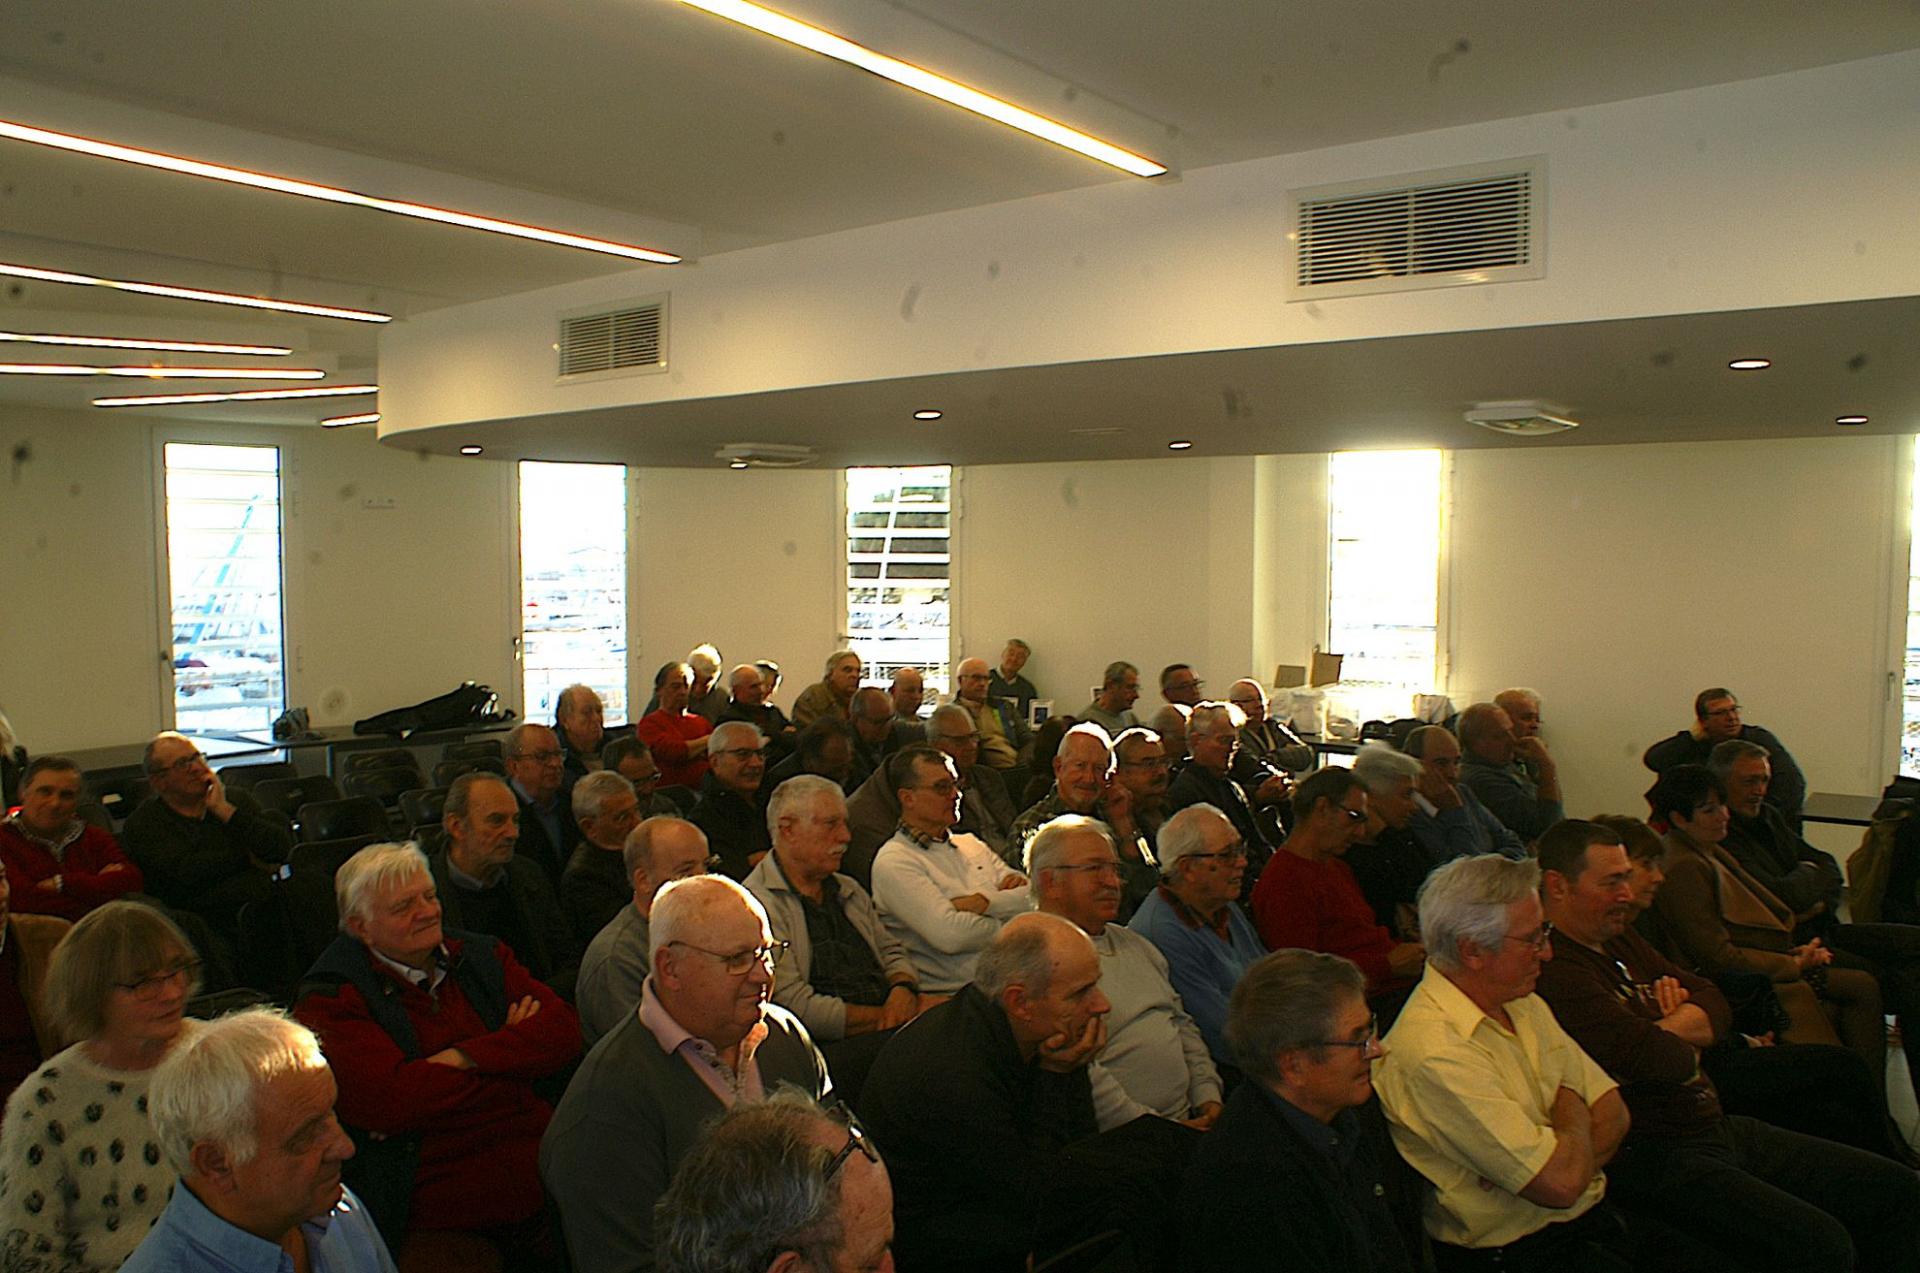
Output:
[0,900,202,1270]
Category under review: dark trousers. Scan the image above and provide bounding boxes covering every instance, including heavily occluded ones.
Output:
[1825,922,1920,1105]
[1431,1203,1631,1273]
[1707,1039,1917,1164]
[1605,1115,1920,1273]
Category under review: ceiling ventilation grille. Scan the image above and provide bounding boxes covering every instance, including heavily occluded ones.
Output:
[1289,159,1545,299]
[558,299,666,379]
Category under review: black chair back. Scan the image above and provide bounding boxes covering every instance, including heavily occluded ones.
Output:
[290,834,380,876]
[236,893,300,1002]
[341,748,419,775]
[442,739,504,762]
[254,775,345,821]
[295,796,392,844]
[219,761,298,790]
[432,756,506,786]
[92,774,152,825]
[345,766,424,810]
[657,784,698,813]
[398,786,450,829]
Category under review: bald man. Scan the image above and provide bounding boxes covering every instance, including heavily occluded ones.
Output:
[952,656,1031,778]
[717,663,797,764]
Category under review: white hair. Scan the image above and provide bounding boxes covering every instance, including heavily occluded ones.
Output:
[709,720,766,754]
[335,841,431,930]
[1025,814,1114,877]
[689,644,723,676]
[766,775,846,842]
[571,768,636,822]
[925,702,972,739]
[1419,853,1542,971]
[1351,742,1423,795]
[1157,804,1231,877]
[149,1007,328,1174]
[649,874,769,963]
[1055,721,1114,760]
[1187,700,1246,737]
[0,706,15,757]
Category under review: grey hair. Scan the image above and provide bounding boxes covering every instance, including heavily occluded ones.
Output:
[1111,726,1162,764]
[1707,738,1772,781]
[0,706,15,758]
[1187,700,1246,737]
[688,644,723,676]
[1156,803,1231,878]
[729,663,764,692]
[505,720,556,759]
[572,769,636,822]
[556,683,602,719]
[925,702,972,740]
[149,1007,329,1175]
[1352,742,1423,795]
[1495,687,1541,710]
[444,770,510,819]
[1025,814,1115,877]
[653,1090,852,1273]
[43,901,198,1041]
[624,814,702,883]
[336,842,431,930]
[767,775,847,842]
[1055,721,1114,760]
[1004,638,1031,654]
[974,913,1082,1001]
[1403,724,1453,759]
[1226,950,1367,1084]
[824,649,860,675]
[1419,853,1542,971]
[1101,661,1137,688]
[708,720,766,755]
[650,874,769,963]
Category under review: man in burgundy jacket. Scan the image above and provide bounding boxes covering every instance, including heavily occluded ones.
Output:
[0,755,143,920]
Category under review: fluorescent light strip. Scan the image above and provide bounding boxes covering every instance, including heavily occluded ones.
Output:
[321,412,380,428]
[0,364,323,378]
[94,383,377,408]
[0,119,682,264]
[0,330,293,355]
[674,0,1167,178]
[0,262,391,324]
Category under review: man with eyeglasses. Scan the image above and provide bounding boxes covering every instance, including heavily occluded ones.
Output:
[840,703,1018,889]
[1166,701,1278,899]
[576,816,717,1046]
[1643,688,1806,827]
[1458,702,1565,845]
[1182,949,1428,1272]
[1010,724,1156,917]
[1110,727,1173,853]
[690,721,773,880]
[542,874,829,1273]
[846,686,910,790]
[1079,661,1143,736]
[1404,725,1525,868]
[124,730,290,945]
[560,769,646,944]
[502,721,580,884]
[1534,820,1920,1273]
[1228,678,1315,777]
[1160,664,1205,708]
[952,656,1031,781]
[1376,854,1632,1273]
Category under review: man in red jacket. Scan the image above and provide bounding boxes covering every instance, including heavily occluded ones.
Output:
[294,840,580,1266]
[0,756,143,920]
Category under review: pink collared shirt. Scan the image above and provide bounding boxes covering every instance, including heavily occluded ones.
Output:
[637,976,769,1107]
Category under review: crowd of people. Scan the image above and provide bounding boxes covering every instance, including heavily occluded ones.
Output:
[1,656,1917,1272]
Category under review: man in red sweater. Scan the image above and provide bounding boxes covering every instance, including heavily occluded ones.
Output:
[1252,767,1425,1015]
[0,756,143,920]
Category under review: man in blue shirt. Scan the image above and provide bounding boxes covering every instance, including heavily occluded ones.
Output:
[1404,726,1525,866]
[125,1007,395,1273]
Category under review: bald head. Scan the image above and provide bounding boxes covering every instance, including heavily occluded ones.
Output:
[1228,679,1268,723]
[890,667,926,720]
[728,663,768,708]
[975,913,1108,1056]
[955,657,991,706]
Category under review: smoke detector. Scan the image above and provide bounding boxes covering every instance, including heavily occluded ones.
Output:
[714,442,818,469]
[1463,400,1579,437]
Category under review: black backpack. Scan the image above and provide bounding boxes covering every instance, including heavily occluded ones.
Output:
[352,681,516,737]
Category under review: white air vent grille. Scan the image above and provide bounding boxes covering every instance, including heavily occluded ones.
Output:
[559,301,665,378]
[1289,159,1545,299]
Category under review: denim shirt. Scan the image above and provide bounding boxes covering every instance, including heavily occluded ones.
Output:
[120,1180,397,1273]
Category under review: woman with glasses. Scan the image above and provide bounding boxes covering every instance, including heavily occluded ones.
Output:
[0,900,202,1271]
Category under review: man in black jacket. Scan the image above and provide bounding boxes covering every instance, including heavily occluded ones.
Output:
[1643,689,1806,825]
[432,772,580,999]
[503,722,580,884]
[689,721,771,879]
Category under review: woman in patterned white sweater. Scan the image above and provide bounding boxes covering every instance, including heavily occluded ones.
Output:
[0,902,203,1272]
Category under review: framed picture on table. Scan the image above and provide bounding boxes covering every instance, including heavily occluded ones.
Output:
[1028,699,1054,728]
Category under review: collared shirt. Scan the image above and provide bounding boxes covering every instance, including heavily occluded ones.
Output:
[1375,965,1616,1250]
[368,944,449,993]
[2,814,82,862]
[1260,1089,1404,1273]
[637,976,768,1107]
[789,867,892,1008]
[897,821,952,851]
[1154,883,1233,941]
[119,1179,396,1273]
[510,777,566,852]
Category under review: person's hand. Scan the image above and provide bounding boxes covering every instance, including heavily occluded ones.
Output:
[1651,976,1691,1016]
[1743,1032,1778,1048]
[1037,1014,1107,1073]
[1254,773,1292,806]
[1388,942,1426,979]
[100,862,127,874]
[204,772,236,821]
[997,873,1026,892]
[1394,903,1422,942]
[1513,737,1552,767]
[505,995,542,1026]
[878,985,919,1030]
[1178,1101,1223,1131]
[1101,779,1135,833]
[951,893,990,914]
[1792,941,1832,970]
[425,1048,475,1069]
[1417,766,1461,810]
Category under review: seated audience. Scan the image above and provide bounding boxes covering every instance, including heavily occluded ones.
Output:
[1147,702,1191,770]
[754,660,783,707]
[603,735,685,818]
[124,1008,391,1273]
[577,816,715,1046]
[791,650,862,727]
[560,770,643,944]
[638,661,717,791]
[652,1093,895,1273]
[888,666,925,723]
[684,644,729,723]
[1078,661,1142,736]
[689,721,772,879]
[1535,819,1920,1273]
[717,662,797,764]
[927,703,1017,859]
[1228,678,1315,775]
[556,682,609,780]
[1643,688,1807,825]
[847,686,905,788]
[1494,687,1547,754]
[1167,701,1277,895]
[763,718,857,798]
[541,875,829,1273]
[429,772,580,1000]
[0,861,65,1101]
[1712,740,1840,925]
[1128,803,1264,1068]
[1458,701,1564,843]
[1344,743,1432,941]
[951,657,1030,780]
[1,901,203,1270]
[503,721,578,884]
[1160,664,1204,707]
[123,731,290,946]
[0,755,144,920]
[1030,814,1222,1131]
[871,747,1029,994]
[295,842,579,1259]
[1010,724,1155,918]
[1252,767,1424,1011]
[1181,949,1427,1272]
[1110,726,1173,854]
[989,639,1038,715]
[1375,854,1632,1272]
[1402,724,1525,865]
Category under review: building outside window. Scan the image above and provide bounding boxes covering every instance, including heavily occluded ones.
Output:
[844,466,952,699]
[520,460,629,724]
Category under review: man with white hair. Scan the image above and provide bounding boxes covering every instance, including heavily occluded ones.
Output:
[576,816,716,1045]
[1375,854,1631,1271]
[718,662,797,763]
[792,650,863,727]
[122,1007,393,1272]
[541,875,829,1273]
[560,769,644,943]
[295,842,580,1257]
[1345,742,1434,941]
[1166,700,1279,899]
[556,683,610,781]
[989,638,1039,716]
[1009,723,1156,918]
[690,721,772,880]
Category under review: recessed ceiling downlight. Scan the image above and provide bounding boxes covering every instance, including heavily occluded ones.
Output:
[1728,358,1772,371]
[1836,415,1869,426]
[1167,440,1193,451]
[913,409,943,421]
[459,445,484,455]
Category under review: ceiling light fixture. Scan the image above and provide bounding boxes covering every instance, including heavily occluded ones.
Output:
[673,0,1167,178]
[0,119,681,264]
[0,330,293,355]
[459,445,485,456]
[321,412,381,428]
[93,383,377,408]
[0,262,391,323]
[1836,415,1869,426]
[729,459,750,469]
[1728,358,1772,371]
[0,363,323,379]
[1167,440,1193,451]
[912,409,943,421]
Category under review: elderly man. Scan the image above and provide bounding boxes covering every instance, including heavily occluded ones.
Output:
[1128,804,1265,1068]
[1148,702,1191,769]
[685,644,729,722]
[1458,702,1564,843]
[602,736,684,818]
[1375,854,1630,1272]
[952,656,1030,778]
[295,842,580,1255]
[763,719,857,799]
[1536,820,1920,1273]
[1644,688,1807,825]
[871,746,1030,994]
[541,875,829,1273]
[577,816,715,1045]
[555,683,609,780]
[124,1008,393,1273]
[889,666,926,724]
[1181,950,1427,1272]
[1111,727,1174,853]
[839,704,1013,887]
[689,721,772,880]
[429,772,579,999]
[1495,688,1545,744]
[1030,814,1222,1132]
[639,662,717,791]
[792,650,863,727]
[717,662,796,763]
[560,770,644,943]
[124,731,290,944]
[1404,725,1525,866]
[1228,679,1315,776]
[1160,664,1204,707]
[1344,743,1433,942]
[0,755,143,919]
[1010,724,1156,918]
[1079,661,1142,735]
[847,686,906,788]
[1711,740,1841,926]
[989,639,1039,714]
[1166,701,1279,895]
[503,721,579,884]
[653,1094,895,1273]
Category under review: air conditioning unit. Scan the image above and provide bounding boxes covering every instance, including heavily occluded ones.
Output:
[1463,400,1579,437]
[715,443,817,469]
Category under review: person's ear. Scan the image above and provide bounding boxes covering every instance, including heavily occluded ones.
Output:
[1002,984,1034,1024]
[766,1252,806,1273]
[188,1140,234,1190]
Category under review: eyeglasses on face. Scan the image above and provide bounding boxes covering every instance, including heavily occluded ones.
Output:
[116,959,202,1000]
[668,939,791,976]
[150,752,208,777]
[1704,704,1742,719]
[1184,843,1248,865]
[1313,1013,1381,1051]
[1048,860,1122,879]
[512,749,565,765]
[1337,804,1367,824]
[716,747,765,761]
[824,1101,879,1180]
[1504,920,1555,953]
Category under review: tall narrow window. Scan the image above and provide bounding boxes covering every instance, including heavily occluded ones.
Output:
[162,442,287,734]
[1327,450,1443,721]
[519,461,629,725]
[845,466,952,696]
[1903,443,1920,775]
